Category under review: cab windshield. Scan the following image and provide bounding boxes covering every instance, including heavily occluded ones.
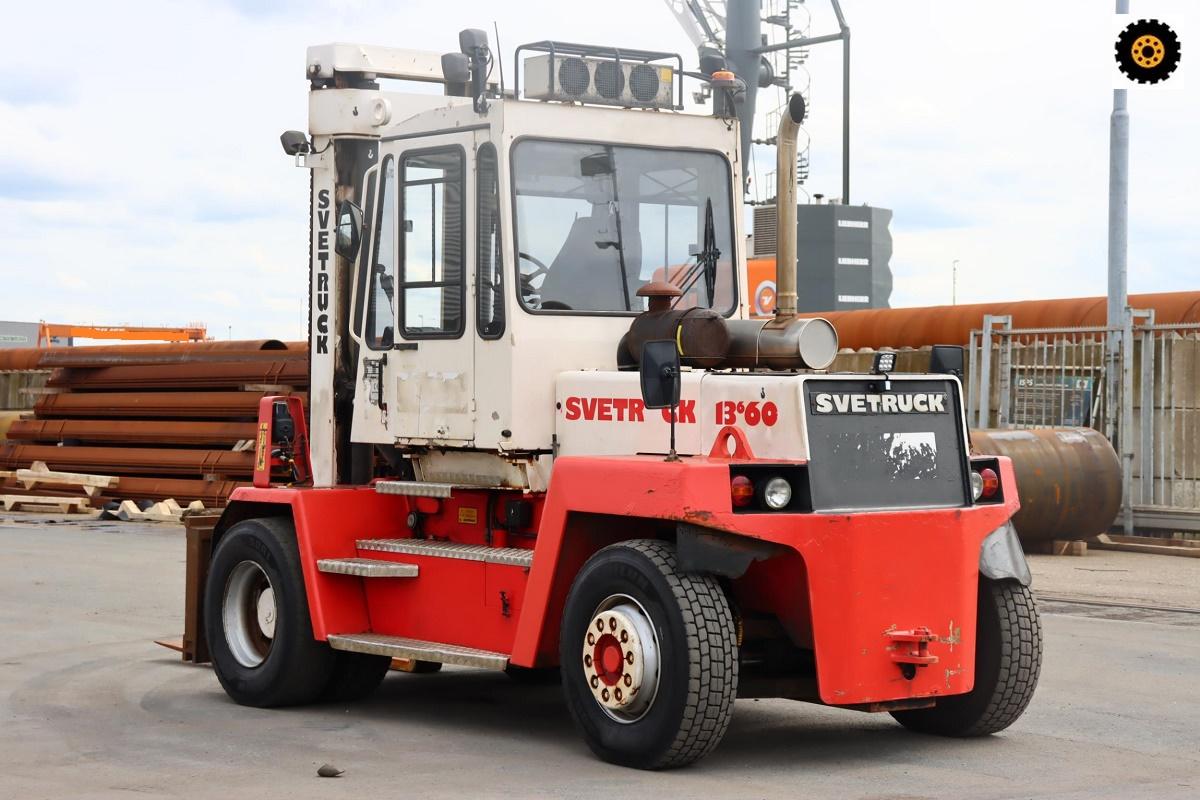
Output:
[512,140,736,315]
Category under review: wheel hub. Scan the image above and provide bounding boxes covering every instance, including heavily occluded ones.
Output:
[1132,35,1165,68]
[223,560,277,668]
[581,597,660,722]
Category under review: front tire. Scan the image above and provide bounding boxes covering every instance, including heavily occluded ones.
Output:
[892,577,1042,736]
[204,517,336,707]
[560,540,738,770]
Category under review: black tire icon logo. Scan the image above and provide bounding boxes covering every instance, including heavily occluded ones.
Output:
[1115,19,1182,84]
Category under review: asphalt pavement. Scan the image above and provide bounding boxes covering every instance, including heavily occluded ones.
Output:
[1,515,1197,799]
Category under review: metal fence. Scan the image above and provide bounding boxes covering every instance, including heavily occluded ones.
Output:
[967,313,1200,534]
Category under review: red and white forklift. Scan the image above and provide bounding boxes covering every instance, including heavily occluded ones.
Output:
[200,30,1041,769]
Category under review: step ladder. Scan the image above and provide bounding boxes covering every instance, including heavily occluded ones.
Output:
[327,633,509,670]
[320,535,532,670]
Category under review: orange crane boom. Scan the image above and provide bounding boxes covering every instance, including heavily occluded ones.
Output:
[38,322,208,347]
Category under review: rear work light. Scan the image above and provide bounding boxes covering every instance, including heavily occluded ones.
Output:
[761,477,793,510]
[731,475,754,508]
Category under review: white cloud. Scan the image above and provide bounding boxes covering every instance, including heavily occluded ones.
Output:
[0,0,1195,342]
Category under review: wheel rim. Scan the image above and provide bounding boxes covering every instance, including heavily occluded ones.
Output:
[581,594,661,723]
[1132,35,1165,68]
[223,560,277,668]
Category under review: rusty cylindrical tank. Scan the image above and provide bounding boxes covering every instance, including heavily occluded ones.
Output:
[626,308,732,368]
[970,427,1121,545]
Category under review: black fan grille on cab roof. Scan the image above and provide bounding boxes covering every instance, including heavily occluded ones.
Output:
[593,61,625,99]
[629,64,660,102]
[557,58,590,96]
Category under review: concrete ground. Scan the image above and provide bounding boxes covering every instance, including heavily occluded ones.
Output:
[1,513,1197,799]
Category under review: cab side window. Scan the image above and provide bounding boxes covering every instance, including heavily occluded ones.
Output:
[365,156,397,349]
[400,148,465,338]
[476,143,504,339]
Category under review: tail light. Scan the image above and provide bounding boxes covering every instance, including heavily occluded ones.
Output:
[730,475,754,508]
[979,467,1000,499]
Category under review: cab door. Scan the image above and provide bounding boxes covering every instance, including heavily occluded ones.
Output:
[383,131,476,444]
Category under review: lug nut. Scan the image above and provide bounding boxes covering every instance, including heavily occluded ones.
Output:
[625,652,634,664]
[620,630,628,643]
[608,618,617,631]
[615,688,623,701]
[595,620,604,632]
[602,688,609,701]
[590,675,599,688]
[587,632,595,646]
[623,674,632,686]
[584,654,592,667]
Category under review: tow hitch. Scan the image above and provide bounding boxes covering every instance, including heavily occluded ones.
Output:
[887,627,939,680]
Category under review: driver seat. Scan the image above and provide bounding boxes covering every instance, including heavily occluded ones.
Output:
[538,210,640,311]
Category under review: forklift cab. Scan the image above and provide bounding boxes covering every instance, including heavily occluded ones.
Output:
[340,95,745,474]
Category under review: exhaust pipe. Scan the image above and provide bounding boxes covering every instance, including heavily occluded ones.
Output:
[773,93,806,320]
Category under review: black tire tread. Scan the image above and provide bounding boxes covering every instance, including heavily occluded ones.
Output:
[966,580,1042,735]
[615,539,738,769]
[205,517,335,708]
[892,578,1042,736]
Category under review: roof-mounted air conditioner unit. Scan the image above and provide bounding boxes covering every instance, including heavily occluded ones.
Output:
[521,53,677,109]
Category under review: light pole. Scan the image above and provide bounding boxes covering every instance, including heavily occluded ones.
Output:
[952,259,959,305]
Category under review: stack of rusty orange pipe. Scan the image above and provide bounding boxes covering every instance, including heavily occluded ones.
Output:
[0,340,307,508]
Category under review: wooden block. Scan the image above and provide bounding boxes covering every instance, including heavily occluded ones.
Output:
[116,500,145,521]
[162,498,184,516]
[1026,539,1088,556]
[1091,533,1200,558]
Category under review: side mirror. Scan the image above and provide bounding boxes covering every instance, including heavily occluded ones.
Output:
[335,199,363,260]
[639,340,681,410]
[441,52,471,83]
[280,130,310,156]
[930,344,965,378]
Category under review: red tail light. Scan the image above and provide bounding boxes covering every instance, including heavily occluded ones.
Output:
[731,475,754,508]
[980,467,1000,499]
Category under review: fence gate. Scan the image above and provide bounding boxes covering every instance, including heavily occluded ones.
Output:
[967,315,1200,535]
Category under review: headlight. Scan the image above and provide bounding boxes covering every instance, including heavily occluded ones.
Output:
[762,477,793,510]
[970,470,984,501]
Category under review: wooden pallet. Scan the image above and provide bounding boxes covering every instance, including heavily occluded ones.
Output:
[1091,533,1200,559]
[2,461,118,498]
[1,494,91,513]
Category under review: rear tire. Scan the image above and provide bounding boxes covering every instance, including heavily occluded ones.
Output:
[560,540,738,769]
[892,577,1042,736]
[204,517,335,707]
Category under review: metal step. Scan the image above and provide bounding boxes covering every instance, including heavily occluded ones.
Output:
[316,558,419,578]
[375,480,455,498]
[327,633,509,670]
[358,538,534,568]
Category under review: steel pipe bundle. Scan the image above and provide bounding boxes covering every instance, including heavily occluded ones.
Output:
[0,340,309,507]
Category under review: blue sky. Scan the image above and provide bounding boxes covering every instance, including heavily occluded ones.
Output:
[0,0,1195,340]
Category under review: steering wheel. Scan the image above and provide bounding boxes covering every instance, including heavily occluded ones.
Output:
[518,251,550,283]
[519,251,566,308]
